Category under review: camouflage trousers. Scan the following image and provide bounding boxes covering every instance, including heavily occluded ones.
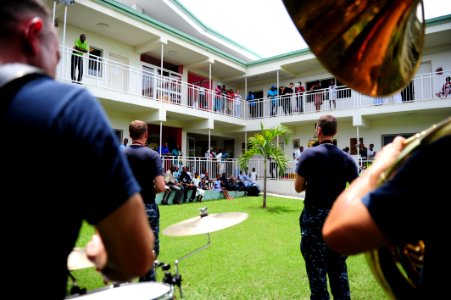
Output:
[300,208,350,300]
[139,203,160,282]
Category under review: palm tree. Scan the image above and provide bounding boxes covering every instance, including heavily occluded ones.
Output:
[239,122,292,208]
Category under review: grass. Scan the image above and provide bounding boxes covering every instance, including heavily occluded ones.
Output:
[68,196,389,299]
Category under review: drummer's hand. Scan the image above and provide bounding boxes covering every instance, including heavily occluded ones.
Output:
[85,233,107,272]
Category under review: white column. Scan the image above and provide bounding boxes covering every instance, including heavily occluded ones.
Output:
[160,44,164,101]
[208,129,211,153]
[244,78,248,118]
[159,121,163,156]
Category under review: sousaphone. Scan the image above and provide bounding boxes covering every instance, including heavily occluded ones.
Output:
[283,0,425,97]
[281,1,449,299]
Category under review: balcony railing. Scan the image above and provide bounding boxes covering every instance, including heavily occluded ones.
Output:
[57,45,450,120]
[160,156,297,181]
[160,155,365,182]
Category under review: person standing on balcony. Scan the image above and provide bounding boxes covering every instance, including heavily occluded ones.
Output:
[0,1,155,297]
[234,89,242,117]
[282,83,293,115]
[198,81,206,109]
[246,91,256,118]
[311,80,323,112]
[214,84,222,112]
[267,85,278,116]
[328,79,337,110]
[157,142,170,156]
[436,76,451,98]
[295,81,305,112]
[124,120,166,282]
[227,88,235,115]
[294,115,358,300]
[71,33,89,84]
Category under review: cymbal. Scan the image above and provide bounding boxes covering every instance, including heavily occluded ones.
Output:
[67,247,95,270]
[163,212,248,237]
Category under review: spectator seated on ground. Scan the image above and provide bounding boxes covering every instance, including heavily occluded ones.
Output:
[179,166,197,203]
[200,177,210,190]
[163,165,183,204]
[213,174,233,200]
[238,171,252,188]
[192,172,205,202]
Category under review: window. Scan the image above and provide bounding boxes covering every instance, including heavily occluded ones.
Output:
[88,47,103,77]
[382,133,415,146]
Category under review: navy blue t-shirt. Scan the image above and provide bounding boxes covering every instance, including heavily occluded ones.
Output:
[2,76,140,299]
[296,143,358,209]
[362,135,450,297]
[124,145,164,204]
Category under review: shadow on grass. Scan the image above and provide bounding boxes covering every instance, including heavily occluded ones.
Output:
[245,205,298,214]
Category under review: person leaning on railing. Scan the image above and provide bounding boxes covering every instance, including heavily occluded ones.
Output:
[436,76,451,98]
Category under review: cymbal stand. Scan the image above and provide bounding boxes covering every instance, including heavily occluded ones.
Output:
[155,232,211,298]
[157,207,213,298]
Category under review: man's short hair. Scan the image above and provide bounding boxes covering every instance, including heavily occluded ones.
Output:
[317,115,337,136]
[129,120,147,139]
[0,0,50,39]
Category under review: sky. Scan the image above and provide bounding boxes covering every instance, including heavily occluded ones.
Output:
[178,0,451,58]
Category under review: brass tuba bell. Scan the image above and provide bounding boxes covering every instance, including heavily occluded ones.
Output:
[367,117,450,299]
[283,0,425,97]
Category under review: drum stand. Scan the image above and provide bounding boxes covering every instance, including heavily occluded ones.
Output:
[155,232,211,298]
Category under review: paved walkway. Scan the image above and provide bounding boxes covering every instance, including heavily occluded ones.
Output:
[265,192,304,200]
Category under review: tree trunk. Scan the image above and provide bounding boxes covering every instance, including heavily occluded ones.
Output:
[263,158,267,208]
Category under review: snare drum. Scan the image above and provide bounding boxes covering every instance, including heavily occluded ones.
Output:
[66,282,173,300]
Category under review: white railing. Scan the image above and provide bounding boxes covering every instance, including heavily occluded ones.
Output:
[56,45,450,120]
[161,156,361,181]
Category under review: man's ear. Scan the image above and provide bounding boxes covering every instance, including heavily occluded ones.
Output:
[22,17,43,55]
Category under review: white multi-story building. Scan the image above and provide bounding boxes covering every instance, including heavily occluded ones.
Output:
[47,0,451,195]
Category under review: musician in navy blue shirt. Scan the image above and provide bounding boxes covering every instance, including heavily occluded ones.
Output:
[295,115,358,300]
[1,1,154,298]
[323,121,451,299]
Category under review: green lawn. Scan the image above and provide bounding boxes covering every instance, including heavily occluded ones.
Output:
[68,196,389,299]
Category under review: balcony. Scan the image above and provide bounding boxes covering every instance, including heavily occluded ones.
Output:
[57,45,451,121]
